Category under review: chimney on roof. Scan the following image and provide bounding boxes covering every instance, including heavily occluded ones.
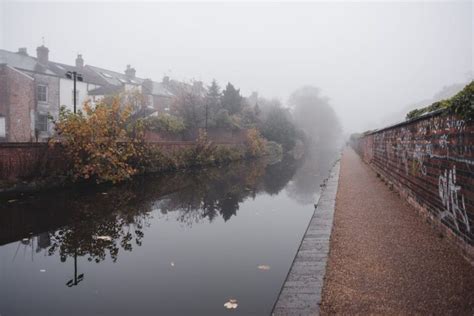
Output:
[75,54,84,68]
[125,64,136,79]
[36,45,49,66]
[162,76,170,85]
[142,79,153,94]
[17,48,28,56]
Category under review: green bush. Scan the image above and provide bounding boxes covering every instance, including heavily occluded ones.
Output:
[214,109,241,130]
[144,113,186,134]
[406,81,474,120]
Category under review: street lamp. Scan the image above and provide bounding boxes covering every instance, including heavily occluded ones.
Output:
[66,71,83,114]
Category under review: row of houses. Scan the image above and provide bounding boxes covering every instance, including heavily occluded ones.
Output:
[0,45,202,142]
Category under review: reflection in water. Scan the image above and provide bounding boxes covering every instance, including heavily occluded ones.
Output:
[1,156,304,265]
[287,143,341,204]
[0,146,339,315]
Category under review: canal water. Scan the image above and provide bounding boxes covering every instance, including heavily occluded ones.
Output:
[0,147,338,315]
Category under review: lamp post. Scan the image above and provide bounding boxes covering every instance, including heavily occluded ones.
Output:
[66,71,83,114]
[66,249,84,288]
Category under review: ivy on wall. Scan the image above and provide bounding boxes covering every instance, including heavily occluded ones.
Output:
[406,81,474,121]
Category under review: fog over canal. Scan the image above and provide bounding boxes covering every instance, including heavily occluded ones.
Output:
[0,144,339,316]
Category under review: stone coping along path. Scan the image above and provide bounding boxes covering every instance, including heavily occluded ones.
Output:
[272,157,341,315]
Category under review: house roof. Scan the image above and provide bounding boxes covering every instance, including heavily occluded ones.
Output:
[1,48,178,98]
[151,81,173,97]
[88,85,123,96]
[0,49,106,85]
[86,65,174,97]
[0,49,57,76]
[49,62,106,86]
[162,79,194,96]
[86,65,144,87]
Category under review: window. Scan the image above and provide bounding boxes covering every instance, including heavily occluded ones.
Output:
[36,114,48,132]
[72,90,80,105]
[37,85,48,102]
[0,116,5,138]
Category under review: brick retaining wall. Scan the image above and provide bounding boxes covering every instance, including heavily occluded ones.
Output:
[0,140,243,187]
[0,142,66,181]
[352,112,474,261]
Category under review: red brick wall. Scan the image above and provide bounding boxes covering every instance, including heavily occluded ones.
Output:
[0,140,242,185]
[145,128,248,144]
[353,112,474,261]
[0,143,66,181]
[0,65,35,142]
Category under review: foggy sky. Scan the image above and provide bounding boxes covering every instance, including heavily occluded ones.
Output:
[1,1,472,133]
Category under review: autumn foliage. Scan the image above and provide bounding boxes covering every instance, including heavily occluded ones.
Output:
[50,99,145,183]
[50,96,270,185]
[245,128,266,157]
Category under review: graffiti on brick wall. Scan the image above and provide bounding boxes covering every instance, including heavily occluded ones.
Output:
[438,165,470,233]
[413,144,427,176]
[358,113,473,242]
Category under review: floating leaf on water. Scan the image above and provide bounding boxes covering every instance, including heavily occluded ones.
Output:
[258,265,271,270]
[95,236,112,241]
[224,299,238,309]
[22,238,29,242]
[8,199,17,203]
[101,192,108,195]
[40,269,46,272]
[170,262,175,267]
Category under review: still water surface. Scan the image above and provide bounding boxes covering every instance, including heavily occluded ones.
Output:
[0,148,337,315]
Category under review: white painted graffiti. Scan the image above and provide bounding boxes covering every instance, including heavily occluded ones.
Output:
[438,166,471,233]
[413,144,427,176]
[439,134,448,150]
[445,118,465,131]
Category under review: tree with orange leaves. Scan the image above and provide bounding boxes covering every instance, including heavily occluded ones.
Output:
[50,98,145,183]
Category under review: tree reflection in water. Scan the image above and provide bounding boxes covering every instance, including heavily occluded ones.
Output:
[1,155,307,274]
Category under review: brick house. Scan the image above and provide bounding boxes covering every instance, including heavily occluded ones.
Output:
[0,45,186,142]
[0,46,103,142]
[0,47,60,141]
[0,64,35,142]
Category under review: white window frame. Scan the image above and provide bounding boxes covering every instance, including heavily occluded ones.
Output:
[37,85,48,102]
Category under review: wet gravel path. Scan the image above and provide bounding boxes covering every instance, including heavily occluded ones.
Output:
[320,148,474,315]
